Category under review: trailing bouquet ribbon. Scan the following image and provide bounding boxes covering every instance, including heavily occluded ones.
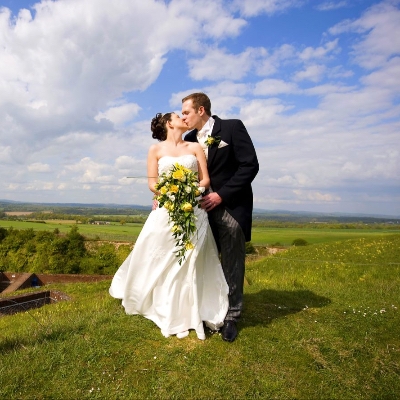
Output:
[155,163,203,265]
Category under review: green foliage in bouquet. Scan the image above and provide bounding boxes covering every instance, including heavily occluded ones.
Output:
[155,163,202,265]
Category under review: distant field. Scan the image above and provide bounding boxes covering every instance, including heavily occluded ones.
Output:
[251,227,399,246]
[1,219,398,245]
[0,220,143,242]
[4,211,34,216]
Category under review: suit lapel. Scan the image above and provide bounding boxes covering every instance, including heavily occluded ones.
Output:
[207,116,221,167]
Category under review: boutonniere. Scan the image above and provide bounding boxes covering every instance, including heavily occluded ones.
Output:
[204,135,221,147]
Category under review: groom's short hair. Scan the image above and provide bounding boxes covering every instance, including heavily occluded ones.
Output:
[182,93,211,117]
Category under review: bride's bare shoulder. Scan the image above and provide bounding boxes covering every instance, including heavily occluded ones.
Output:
[148,143,164,158]
[186,141,202,151]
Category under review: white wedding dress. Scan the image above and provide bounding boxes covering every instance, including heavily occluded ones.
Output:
[109,155,229,340]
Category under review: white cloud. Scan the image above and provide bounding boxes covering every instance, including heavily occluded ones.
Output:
[232,0,303,17]
[95,103,141,126]
[329,1,400,69]
[298,39,339,61]
[254,79,298,96]
[65,157,112,184]
[0,0,245,150]
[188,48,257,81]
[293,190,341,202]
[28,162,51,172]
[293,64,327,82]
[239,98,291,127]
[316,1,348,11]
[115,156,138,171]
[0,0,399,215]
[188,44,299,82]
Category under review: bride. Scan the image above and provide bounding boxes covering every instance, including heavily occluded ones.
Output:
[109,112,229,340]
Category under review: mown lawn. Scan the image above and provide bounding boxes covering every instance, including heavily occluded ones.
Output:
[1,235,399,399]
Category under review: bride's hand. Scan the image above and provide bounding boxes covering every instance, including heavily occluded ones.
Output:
[152,199,158,210]
[200,193,222,211]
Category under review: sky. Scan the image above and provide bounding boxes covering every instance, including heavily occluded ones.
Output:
[0,0,399,216]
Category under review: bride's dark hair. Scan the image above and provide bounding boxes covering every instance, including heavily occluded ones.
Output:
[151,112,173,141]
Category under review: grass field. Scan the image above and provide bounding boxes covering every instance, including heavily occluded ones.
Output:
[1,235,399,399]
[1,219,397,246]
[0,220,143,242]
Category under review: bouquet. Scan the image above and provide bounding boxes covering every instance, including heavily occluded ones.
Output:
[155,163,203,265]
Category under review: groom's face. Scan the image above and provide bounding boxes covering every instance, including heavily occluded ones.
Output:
[181,99,203,131]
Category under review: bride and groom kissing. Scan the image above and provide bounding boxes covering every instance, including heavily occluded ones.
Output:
[109,92,259,342]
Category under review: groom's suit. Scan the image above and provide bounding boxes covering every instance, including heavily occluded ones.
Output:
[185,115,259,321]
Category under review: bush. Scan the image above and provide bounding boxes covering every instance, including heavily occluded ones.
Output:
[292,238,308,246]
[245,241,256,254]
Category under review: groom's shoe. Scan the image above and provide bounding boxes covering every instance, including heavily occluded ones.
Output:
[221,320,237,342]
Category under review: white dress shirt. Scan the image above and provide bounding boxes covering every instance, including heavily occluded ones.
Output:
[197,116,215,160]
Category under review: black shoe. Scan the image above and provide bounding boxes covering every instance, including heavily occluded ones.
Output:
[221,320,237,342]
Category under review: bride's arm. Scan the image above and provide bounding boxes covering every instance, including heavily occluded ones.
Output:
[147,145,159,194]
[194,144,210,189]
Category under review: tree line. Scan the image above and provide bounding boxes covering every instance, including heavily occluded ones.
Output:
[0,226,131,275]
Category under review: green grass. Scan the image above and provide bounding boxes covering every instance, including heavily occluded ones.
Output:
[251,226,397,246]
[1,235,399,399]
[0,220,143,242]
[1,219,397,246]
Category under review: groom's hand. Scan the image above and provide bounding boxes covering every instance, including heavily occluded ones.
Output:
[200,193,222,211]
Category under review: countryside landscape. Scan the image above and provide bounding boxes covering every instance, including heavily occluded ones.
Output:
[1,200,399,399]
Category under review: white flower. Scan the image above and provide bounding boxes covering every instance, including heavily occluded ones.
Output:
[168,194,176,201]
[185,186,192,193]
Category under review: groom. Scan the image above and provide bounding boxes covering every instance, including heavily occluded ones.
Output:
[182,93,259,342]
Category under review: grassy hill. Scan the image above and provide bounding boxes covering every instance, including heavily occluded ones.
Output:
[1,235,399,399]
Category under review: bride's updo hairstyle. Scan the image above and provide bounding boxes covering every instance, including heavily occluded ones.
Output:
[151,112,173,141]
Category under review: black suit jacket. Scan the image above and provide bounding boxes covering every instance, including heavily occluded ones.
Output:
[184,116,259,241]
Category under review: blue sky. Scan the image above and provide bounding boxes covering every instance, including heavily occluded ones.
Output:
[0,0,399,215]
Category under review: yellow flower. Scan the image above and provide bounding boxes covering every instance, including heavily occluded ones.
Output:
[171,225,181,233]
[181,202,193,212]
[185,241,194,250]
[169,184,179,193]
[164,201,174,211]
[172,169,186,181]
[160,186,168,195]
[195,189,201,196]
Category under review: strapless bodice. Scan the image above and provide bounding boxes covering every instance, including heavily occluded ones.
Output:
[158,154,198,175]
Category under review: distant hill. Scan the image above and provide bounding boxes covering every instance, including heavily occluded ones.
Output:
[253,208,400,220]
[1,200,399,223]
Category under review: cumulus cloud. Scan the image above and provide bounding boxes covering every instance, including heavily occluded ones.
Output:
[0,0,398,215]
[27,162,51,172]
[95,103,141,126]
[298,39,340,61]
[316,1,348,11]
[329,1,400,69]
[188,48,258,81]
[254,79,298,96]
[232,0,303,17]
[293,64,327,82]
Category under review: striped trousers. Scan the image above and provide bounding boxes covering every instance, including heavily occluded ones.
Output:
[208,206,246,322]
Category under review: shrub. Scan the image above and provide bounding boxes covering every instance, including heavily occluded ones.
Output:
[245,241,256,254]
[292,238,308,246]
